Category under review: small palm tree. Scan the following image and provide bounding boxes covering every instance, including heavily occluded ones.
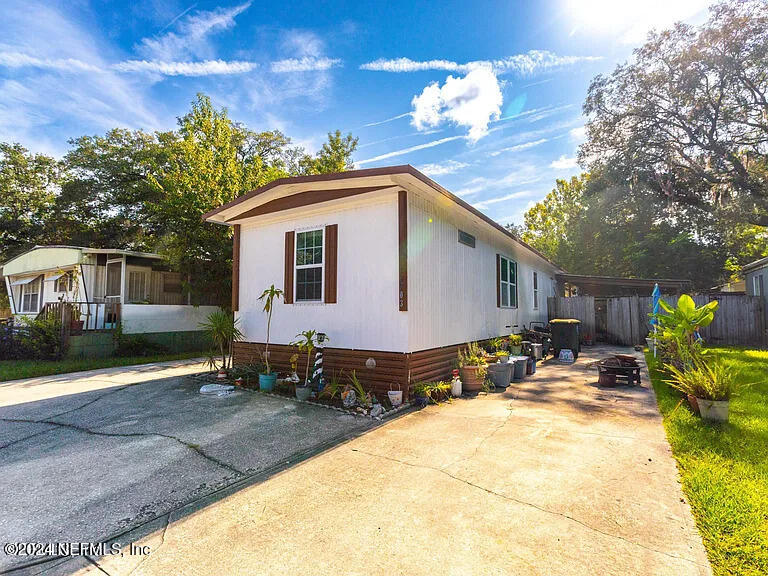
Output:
[258,284,283,375]
[199,309,243,370]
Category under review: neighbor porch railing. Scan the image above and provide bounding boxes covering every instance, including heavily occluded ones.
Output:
[37,301,121,345]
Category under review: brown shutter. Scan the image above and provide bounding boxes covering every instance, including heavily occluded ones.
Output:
[325,224,338,303]
[496,254,501,308]
[232,224,240,312]
[398,190,408,311]
[284,231,295,304]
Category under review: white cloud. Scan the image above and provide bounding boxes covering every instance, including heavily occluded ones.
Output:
[0,2,160,148]
[270,57,342,73]
[411,67,502,142]
[550,155,579,170]
[356,135,465,166]
[569,125,587,143]
[473,190,535,209]
[0,52,261,77]
[361,112,412,128]
[490,138,549,157]
[137,2,251,60]
[564,0,710,44]
[418,160,470,176]
[115,59,258,76]
[361,50,602,77]
[361,57,471,73]
[0,51,100,73]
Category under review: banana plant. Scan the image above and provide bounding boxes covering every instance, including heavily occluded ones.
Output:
[656,294,718,336]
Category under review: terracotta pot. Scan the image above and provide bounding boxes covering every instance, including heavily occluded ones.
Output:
[459,365,486,392]
[687,394,700,415]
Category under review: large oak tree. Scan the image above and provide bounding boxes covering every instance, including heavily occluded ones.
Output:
[580,0,768,226]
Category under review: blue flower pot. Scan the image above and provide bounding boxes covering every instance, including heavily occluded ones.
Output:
[259,372,277,392]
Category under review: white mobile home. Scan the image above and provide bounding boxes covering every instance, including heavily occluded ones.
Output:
[2,246,219,354]
[204,165,562,396]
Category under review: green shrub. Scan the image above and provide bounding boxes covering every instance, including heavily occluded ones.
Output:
[664,357,741,401]
[17,315,63,360]
[113,324,168,357]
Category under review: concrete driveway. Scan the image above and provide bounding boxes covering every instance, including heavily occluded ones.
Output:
[0,359,374,573]
[43,346,710,576]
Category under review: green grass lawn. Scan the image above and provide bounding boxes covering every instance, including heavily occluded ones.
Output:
[0,351,206,382]
[646,347,768,576]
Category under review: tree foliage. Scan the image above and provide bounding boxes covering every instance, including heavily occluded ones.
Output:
[0,93,358,307]
[0,143,60,263]
[581,0,768,226]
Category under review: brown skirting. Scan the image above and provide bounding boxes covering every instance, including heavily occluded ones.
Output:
[232,341,479,401]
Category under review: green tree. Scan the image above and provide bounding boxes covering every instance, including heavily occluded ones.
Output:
[0,143,60,262]
[581,0,768,226]
[519,174,588,272]
[57,129,166,250]
[299,130,358,175]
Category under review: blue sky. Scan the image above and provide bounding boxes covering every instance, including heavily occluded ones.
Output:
[0,0,712,226]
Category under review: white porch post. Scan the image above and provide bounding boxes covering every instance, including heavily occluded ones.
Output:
[5,276,16,315]
[120,255,127,304]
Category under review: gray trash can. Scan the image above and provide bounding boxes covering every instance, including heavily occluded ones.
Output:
[511,356,528,381]
[487,362,512,388]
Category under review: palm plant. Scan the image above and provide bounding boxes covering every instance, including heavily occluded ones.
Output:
[199,309,243,370]
[258,284,283,375]
[664,356,739,401]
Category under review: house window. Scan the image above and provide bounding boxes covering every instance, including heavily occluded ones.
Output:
[295,228,324,301]
[754,274,764,297]
[20,277,41,313]
[56,272,73,293]
[128,271,147,302]
[533,271,539,309]
[499,256,517,308]
[458,229,476,248]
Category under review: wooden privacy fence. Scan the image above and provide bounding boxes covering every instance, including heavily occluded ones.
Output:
[548,294,767,347]
[546,296,595,341]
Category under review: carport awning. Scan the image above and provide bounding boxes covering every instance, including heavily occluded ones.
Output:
[10,276,38,286]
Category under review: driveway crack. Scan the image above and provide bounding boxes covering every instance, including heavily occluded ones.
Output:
[0,417,244,476]
[47,385,131,420]
[351,447,704,568]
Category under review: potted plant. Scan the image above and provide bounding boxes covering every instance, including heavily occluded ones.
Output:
[508,334,523,355]
[664,357,739,422]
[258,284,283,391]
[199,309,243,378]
[491,337,509,363]
[583,331,593,346]
[291,329,324,401]
[388,383,403,407]
[457,342,488,392]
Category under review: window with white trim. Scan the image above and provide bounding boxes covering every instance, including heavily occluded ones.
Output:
[56,272,73,293]
[20,277,41,313]
[499,256,517,308]
[754,274,764,297]
[533,271,539,309]
[295,228,324,301]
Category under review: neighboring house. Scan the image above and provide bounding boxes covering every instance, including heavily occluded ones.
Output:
[744,257,767,322]
[2,246,219,355]
[204,165,562,397]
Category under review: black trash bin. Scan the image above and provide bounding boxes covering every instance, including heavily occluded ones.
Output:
[550,319,581,360]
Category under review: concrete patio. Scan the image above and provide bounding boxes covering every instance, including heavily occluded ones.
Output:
[30,345,711,576]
